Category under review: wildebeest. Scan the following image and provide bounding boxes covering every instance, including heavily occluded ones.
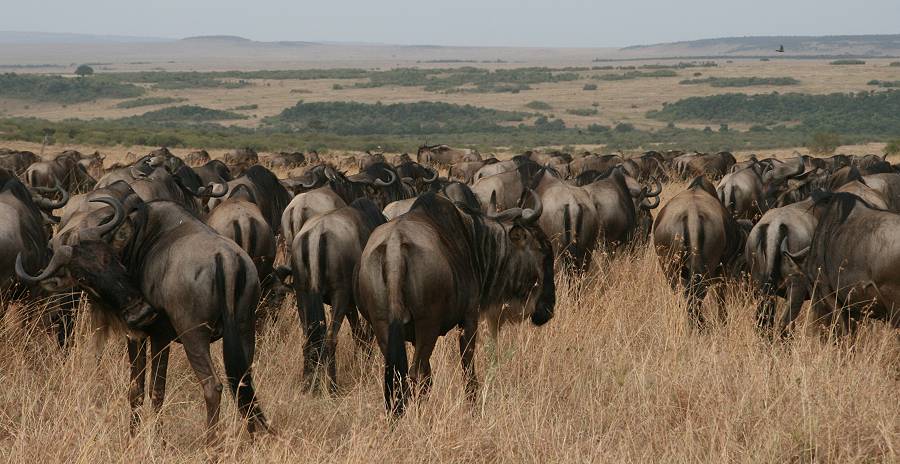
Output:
[193,159,232,186]
[716,164,767,220]
[574,167,651,247]
[205,184,277,296]
[394,161,438,194]
[356,192,555,414]
[24,151,97,193]
[673,152,735,180]
[653,177,749,329]
[357,151,387,171]
[224,147,259,176]
[529,168,599,270]
[0,149,39,176]
[783,192,900,334]
[261,151,306,170]
[17,185,270,443]
[209,165,292,233]
[448,158,497,184]
[472,156,541,183]
[745,198,818,336]
[622,151,668,182]
[568,154,624,178]
[382,181,482,220]
[183,149,211,166]
[285,198,386,392]
[0,169,60,292]
[416,144,481,167]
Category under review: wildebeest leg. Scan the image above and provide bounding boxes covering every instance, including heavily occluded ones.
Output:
[683,275,708,330]
[297,291,326,392]
[346,308,374,349]
[323,290,351,394]
[458,316,479,403]
[409,322,439,399]
[127,337,148,435]
[149,335,171,414]
[181,332,222,448]
[778,284,807,338]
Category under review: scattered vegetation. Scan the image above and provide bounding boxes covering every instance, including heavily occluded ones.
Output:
[891,62,900,67]
[592,70,678,81]
[231,104,259,111]
[867,80,900,88]
[639,61,718,69]
[679,77,800,87]
[0,73,144,103]
[115,97,187,109]
[583,83,598,91]
[648,91,900,135]
[351,67,579,93]
[525,101,552,110]
[830,59,866,65]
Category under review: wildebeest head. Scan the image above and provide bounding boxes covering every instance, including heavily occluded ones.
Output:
[483,190,555,325]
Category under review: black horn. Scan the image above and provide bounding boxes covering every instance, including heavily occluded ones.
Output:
[374,169,397,187]
[423,167,438,183]
[644,176,662,197]
[15,245,73,283]
[82,197,126,239]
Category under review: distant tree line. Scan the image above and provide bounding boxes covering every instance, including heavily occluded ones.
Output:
[679,76,800,87]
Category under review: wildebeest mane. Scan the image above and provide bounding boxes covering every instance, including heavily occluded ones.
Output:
[349,198,387,232]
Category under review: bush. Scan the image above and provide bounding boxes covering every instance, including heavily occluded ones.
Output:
[614,123,635,132]
[566,108,599,116]
[647,91,900,135]
[884,140,900,157]
[115,97,187,109]
[332,84,344,90]
[130,105,248,123]
[891,62,900,67]
[830,59,866,65]
[583,83,598,91]
[593,70,677,81]
[807,132,841,155]
[525,101,552,110]
[232,104,259,111]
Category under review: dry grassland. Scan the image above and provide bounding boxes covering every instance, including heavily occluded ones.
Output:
[0,150,898,462]
[2,59,898,132]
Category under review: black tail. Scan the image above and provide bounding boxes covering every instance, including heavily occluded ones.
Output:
[218,253,268,432]
[384,319,409,415]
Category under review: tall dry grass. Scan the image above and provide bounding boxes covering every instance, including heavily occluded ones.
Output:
[1,234,898,462]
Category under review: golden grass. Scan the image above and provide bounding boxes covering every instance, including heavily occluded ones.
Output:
[2,211,898,462]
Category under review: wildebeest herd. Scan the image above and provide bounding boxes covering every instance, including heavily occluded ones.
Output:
[1,143,898,446]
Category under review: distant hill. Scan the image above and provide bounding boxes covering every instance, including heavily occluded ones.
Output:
[619,34,900,58]
[0,31,173,44]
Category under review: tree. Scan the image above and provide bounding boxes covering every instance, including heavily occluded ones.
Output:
[75,65,94,77]
[807,132,841,155]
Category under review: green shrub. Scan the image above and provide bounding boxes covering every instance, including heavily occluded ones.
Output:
[593,70,677,81]
[614,123,635,132]
[807,132,841,155]
[232,104,259,111]
[566,108,599,116]
[525,101,552,110]
[891,62,900,67]
[830,59,866,65]
[583,83,598,91]
[74,65,94,77]
[332,84,344,90]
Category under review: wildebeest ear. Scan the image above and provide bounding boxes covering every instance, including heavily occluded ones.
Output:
[509,225,529,246]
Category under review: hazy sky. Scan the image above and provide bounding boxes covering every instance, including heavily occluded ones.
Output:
[3,0,899,47]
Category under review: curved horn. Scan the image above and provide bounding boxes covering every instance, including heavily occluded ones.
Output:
[82,197,126,239]
[194,182,228,198]
[299,172,320,188]
[32,180,69,210]
[423,167,438,183]
[520,189,543,224]
[373,169,397,187]
[644,176,662,197]
[15,245,73,283]
[641,194,660,210]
